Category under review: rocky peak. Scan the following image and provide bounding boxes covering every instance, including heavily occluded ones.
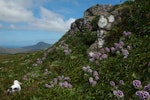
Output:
[84,4,113,17]
[66,4,123,56]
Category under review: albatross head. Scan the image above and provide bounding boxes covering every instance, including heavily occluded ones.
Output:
[14,80,22,85]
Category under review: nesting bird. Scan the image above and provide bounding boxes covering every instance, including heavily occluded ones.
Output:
[7,80,22,94]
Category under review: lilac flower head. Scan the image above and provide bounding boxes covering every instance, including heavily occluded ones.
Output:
[119,41,124,46]
[86,66,90,69]
[86,23,92,31]
[105,47,110,53]
[121,49,129,56]
[93,71,99,76]
[89,58,95,62]
[123,31,131,36]
[136,91,150,99]
[119,80,125,85]
[32,63,38,67]
[91,80,97,86]
[92,53,100,59]
[95,76,99,81]
[63,81,68,88]
[42,57,46,60]
[22,75,28,81]
[101,54,108,59]
[110,81,116,87]
[58,76,63,81]
[89,77,94,84]
[45,84,52,88]
[110,47,115,52]
[67,83,72,88]
[87,69,93,74]
[82,66,87,71]
[142,91,150,99]
[64,77,70,81]
[144,83,150,91]
[136,91,142,96]
[113,90,124,98]
[127,45,131,50]
[53,78,58,85]
[100,48,105,53]
[133,80,142,89]
[114,43,122,49]
[59,82,63,87]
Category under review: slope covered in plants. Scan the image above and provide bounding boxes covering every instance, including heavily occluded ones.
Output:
[0,0,150,99]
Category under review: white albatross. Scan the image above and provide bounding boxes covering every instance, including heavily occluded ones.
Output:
[7,80,22,94]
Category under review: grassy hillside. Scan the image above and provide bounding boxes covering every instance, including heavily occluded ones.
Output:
[0,0,150,100]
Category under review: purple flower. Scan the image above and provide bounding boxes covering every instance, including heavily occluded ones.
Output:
[142,91,150,99]
[82,66,87,71]
[32,63,38,67]
[86,23,92,31]
[136,91,150,99]
[119,41,124,46]
[100,48,105,53]
[93,71,99,76]
[53,78,58,85]
[36,59,42,64]
[123,31,131,36]
[42,57,46,60]
[86,66,90,69]
[101,54,108,59]
[144,83,150,91]
[121,49,129,56]
[110,81,116,87]
[64,77,70,81]
[113,90,124,98]
[110,47,115,52]
[45,84,52,88]
[91,80,97,86]
[87,69,93,74]
[92,53,100,59]
[105,47,110,53]
[22,75,28,81]
[59,82,63,87]
[89,77,94,84]
[58,76,63,81]
[133,80,142,89]
[114,43,122,49]
[63,81,69,88]
[136,91,142,96]
[95,76,99,81]
[127,45,131,50]
[67,83,72,88]
[89,58,95,62]
[119,80,125,85]
[64,49,70,55]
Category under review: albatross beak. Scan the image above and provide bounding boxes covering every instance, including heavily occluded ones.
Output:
[19,82,22,85]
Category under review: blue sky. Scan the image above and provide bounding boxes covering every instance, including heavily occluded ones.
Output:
[0,0,126,48]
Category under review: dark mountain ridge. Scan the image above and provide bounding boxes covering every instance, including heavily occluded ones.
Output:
[0,42,52,54]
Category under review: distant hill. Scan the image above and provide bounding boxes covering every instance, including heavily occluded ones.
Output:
[22,42,51,51]
[0,42,52,54]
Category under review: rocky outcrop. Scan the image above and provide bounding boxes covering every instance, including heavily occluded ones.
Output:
[66,4,123,55]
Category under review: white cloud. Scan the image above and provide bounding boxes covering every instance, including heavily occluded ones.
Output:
[0,0,75,33]
[0,0,35,23]
[30,7,75,33]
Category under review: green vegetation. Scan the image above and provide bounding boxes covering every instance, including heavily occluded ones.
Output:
[0,0,150,99]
